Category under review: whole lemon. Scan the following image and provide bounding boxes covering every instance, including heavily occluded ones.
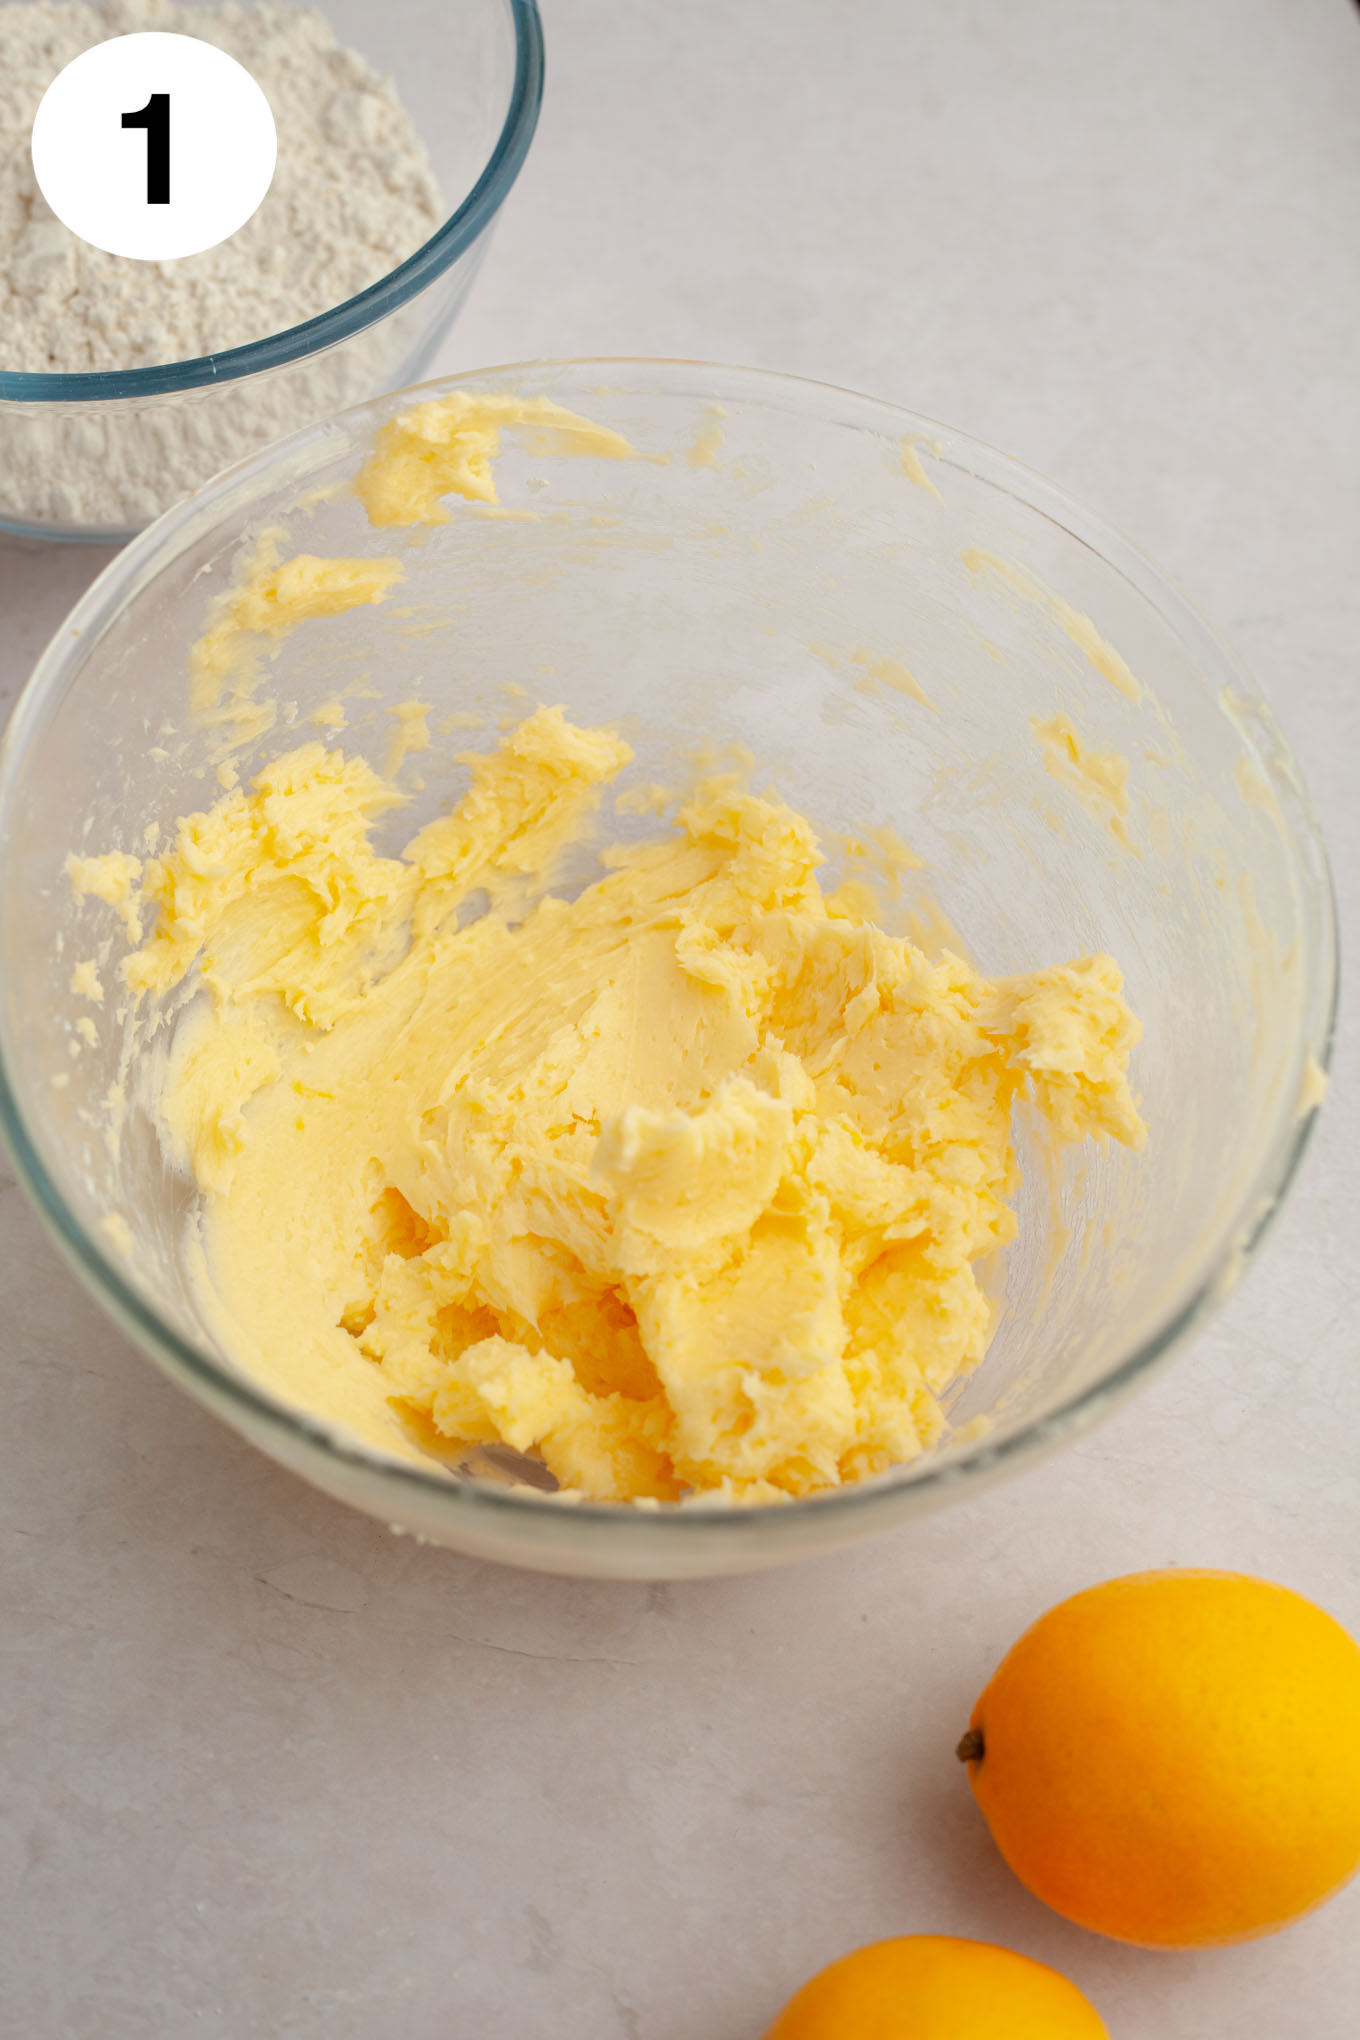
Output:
[960,1569,1360,1947]
[763,1935,1107,2038]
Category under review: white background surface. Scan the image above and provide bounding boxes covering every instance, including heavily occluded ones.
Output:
[2,2,1358,2033]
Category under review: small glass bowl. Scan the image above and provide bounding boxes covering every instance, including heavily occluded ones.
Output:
[0,0,543,543]
[0,361,1337,1577]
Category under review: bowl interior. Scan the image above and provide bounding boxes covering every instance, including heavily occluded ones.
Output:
[0,363,1334,1564]
[319,0,524,220]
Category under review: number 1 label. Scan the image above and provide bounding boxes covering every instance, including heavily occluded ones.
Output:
[31,32,276,261]
[121,92,171,205]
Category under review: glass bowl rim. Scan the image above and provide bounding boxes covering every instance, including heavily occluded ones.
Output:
[0,0,545,405]
[0,355,1339,1548]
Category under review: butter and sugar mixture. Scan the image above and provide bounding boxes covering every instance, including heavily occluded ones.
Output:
[85,704,1144,1505]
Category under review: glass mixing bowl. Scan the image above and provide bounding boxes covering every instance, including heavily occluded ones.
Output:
[0,362,1336,1578]
[0,0,543,543]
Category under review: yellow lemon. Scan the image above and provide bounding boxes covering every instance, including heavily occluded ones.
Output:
[960,1569,1360,1946]
[762,1935,1107,2037]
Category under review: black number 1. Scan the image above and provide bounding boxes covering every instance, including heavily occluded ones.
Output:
[121,93,170,205]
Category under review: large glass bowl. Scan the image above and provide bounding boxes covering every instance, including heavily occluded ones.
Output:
[0,361,1336,1577]
[0,0,543,543]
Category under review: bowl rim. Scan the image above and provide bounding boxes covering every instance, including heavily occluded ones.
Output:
[0,356,1339,1551]
[0,0,545,405]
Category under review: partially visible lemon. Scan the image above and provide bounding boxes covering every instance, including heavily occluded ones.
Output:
[763,1935,1107,2038]
[960,1569,1360,1946]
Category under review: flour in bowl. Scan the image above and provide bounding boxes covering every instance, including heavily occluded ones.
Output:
[0,0,444,372]
[0,0,449,532]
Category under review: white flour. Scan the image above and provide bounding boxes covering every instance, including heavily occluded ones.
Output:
[0,0,447,530]
[0,0,443,370]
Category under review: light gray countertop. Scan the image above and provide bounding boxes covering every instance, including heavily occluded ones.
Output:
[3,2,1358,2033]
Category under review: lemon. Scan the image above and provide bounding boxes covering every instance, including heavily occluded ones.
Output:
[762,1935,1107,2037]
[959,1568,1360,1946]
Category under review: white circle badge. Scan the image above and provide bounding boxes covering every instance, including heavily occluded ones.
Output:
[31,32,277,262]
